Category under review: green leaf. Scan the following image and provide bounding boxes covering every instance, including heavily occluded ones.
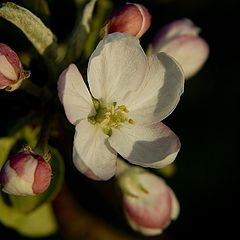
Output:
[9,147,64,214]
[0,2,55,55]
[58,0,97,65]
[0,191,57,237]
[0,124,39,168]
[15,203,57,237]
[0,137,17,168]
[22,0,50,18]
[83,0,113,58]
[73,0,89,7]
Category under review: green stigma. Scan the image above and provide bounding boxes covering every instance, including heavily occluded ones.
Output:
[88,99,134,136]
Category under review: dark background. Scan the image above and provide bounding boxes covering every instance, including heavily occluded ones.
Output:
[0,0,239,239]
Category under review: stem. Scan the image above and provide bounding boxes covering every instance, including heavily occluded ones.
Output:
[52,185,142,240]
[19,78,44,98]
[34,108,52,156]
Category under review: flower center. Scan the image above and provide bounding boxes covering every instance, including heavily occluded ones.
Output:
[88,98,134,136]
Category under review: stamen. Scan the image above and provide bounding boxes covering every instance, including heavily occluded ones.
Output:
[88,100,135,135]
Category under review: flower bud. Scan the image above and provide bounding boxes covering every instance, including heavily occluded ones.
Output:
[118,167,179,236]
[0,150,52,196]
[152,19,209,79]
[0,43,28,90]
[103,3,151,38]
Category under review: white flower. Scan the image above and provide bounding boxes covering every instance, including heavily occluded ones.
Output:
[58,33,184,180]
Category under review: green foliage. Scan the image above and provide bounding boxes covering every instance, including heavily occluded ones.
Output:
[0,2,56,55]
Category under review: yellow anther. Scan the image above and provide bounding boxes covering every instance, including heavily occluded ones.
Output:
[128,119,135,124]
[88,100,134,136]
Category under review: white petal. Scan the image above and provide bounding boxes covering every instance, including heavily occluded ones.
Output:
[109,122,180,168]
[0,55,17,80]
[126,52,184,125]
[73,119,117,180]
[57,64,95,125]
[87,33,148,104]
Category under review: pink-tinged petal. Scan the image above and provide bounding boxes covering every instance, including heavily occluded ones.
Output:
[0,43,22,79]
[169,188,180,220]
[152,18,200,51]
[9,152,38,184]
[0,166,8,185]
[32,157,52,194]
[9,151,30,176]
[125,216,163,236]
[87,33,148,104]
[73,119,117,180]
[0,55,18,81]
[105,3,151,38]
[109,122,180,168]
[0,74,15,89]
[0,161,35,196]
[126,52,184,124]
[0,151,52,196]
[124,183,172,229]
[58,64,95,125]
[160,35,209,79]
[118,167,180,236]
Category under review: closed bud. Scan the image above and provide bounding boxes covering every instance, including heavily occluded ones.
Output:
[103,3,151,38]
[0,150,52,196]
[117,167,179,236]
[152,19,209,79]
[0,43,29,90]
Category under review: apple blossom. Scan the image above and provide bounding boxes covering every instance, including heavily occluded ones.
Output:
[117,167,179,236]
[151,19,209,79]
[103,3,151,38]
[0,43,27,90]
[58,33,184,181]
[0,150,52,196]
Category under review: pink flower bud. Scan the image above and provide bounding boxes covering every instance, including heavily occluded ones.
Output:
[118,167,179,236]
[152,19,209,79]
[103,3,151,38]
[0,151,52,196]
[0,43,25,89]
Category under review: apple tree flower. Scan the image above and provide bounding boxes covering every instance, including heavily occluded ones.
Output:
[58,33,184,181]
[0,43,29,90]
[103,3,151,38]
[151,19,209,79]
[0,150,52,196]
[117,166,180,236]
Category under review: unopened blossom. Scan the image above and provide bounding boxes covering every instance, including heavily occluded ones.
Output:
[103,3,151,38]
[151,19,209,79]
[117,167,180,236]
[58,33,184,181]
[0,43,27,90]
[0,150,52,196]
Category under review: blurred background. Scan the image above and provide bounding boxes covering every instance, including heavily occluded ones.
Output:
[0,0,239,239]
